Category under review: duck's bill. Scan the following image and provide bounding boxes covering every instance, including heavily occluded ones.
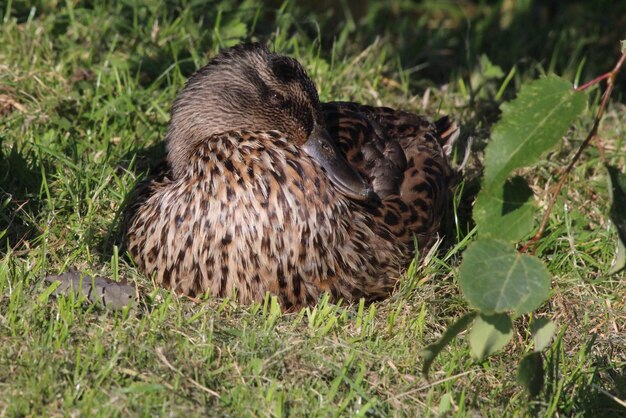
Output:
[302,125,375,201]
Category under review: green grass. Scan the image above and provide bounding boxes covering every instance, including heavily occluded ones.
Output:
[1,0,625,416]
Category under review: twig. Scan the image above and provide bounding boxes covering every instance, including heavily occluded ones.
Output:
[592,384,626,409]
[155,347,221,398]
[521,49,626,254]
[391,370,474,401]
[574,72,611,92]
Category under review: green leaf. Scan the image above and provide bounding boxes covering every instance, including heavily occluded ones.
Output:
[458,239,551,316]
[480,54,504,79]
[475,75,587,242]
[438,393,453,414]
[621,40,626,53]
[469,313,513,360]
[530,317,556,351]
[483,75,587,188]
[607,165,626,274]
[221,21,248,47]
[420,312,477,376]
[517,352,544,397]
[474,176,535,242]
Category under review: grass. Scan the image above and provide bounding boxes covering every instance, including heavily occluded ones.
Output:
[1,0,625,416]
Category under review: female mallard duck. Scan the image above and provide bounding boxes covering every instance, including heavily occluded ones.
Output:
[126,43,458,309]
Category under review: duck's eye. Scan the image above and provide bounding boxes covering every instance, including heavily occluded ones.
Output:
[269,92,284,106]
[320,140,333,154]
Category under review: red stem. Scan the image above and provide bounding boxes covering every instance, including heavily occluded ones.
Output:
[520,49,626,254]
[575,72,611,92]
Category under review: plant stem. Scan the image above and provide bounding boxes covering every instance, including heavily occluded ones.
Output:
[521,49,626,254]
[575,72,611,92]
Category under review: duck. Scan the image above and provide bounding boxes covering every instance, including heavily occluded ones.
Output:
[125,43,458,310]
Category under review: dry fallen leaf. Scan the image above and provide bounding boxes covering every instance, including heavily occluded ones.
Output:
[0,94,27,115]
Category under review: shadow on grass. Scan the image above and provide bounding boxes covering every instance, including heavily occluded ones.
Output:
[0,136,45,255]
[542,334,626,416]
[95,141,168,262]
[289,1,626,93]
[6,1,625,91]
[439,94,504,248]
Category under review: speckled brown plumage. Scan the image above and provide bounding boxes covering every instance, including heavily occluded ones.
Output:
[125,43,458,309]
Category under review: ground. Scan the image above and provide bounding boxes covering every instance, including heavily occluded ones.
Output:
[1,1,625,416]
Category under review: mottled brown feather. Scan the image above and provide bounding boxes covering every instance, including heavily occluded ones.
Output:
[125,43,458,308]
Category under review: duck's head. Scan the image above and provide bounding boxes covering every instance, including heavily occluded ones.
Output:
[166,43,373,201]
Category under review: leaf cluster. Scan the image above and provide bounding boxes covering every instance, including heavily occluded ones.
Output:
[421,73,611,398]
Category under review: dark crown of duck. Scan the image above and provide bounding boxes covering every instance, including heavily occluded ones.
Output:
[166,43,373,200]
